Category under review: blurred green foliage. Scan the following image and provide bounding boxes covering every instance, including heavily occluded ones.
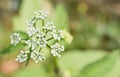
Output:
[0,50,119,77]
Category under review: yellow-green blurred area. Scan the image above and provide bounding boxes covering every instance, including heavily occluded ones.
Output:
[0,0,120,77]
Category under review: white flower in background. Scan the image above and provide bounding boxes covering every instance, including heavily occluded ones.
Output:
[43,21,55,31]
[16,50,29,63]
[10,33,21,46]
[51,43,64,58]
[52,30,64,41]
[34,10,49,20]
[37,38,47,48]
[30,50,45,63]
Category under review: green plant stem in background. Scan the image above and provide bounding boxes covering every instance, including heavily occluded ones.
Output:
[53,57,62,77]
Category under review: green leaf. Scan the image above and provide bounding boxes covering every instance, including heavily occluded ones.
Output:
[13,0,43,31]
[0,43,26,56]
[103,57,120,77]
[13,65,47,77]
[58,50,107,77]
[0,73,5,77]
[103,50,120,77]
[53,4,69,30]
[78,51,119,77]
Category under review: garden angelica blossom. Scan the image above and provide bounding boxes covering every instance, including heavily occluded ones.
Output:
[10,10,65,63]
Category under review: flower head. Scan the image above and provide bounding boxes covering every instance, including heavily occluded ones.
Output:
[27,17,36,27]
[51,43,64,58]
[34,10,49,20]
[37,38,47,48]
[30,50,45,63]
[16,50,29,62]
[43,21,55,31]
[35,30,45,38]
[25,39,37,50]
[52,30,64,41]
[27,26,37,36]
[10,33,21,46]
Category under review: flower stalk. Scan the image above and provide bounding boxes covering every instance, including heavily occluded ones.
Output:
[53,57,62,77]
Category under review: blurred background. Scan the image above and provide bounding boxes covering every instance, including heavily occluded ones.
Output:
[0,0,120,77]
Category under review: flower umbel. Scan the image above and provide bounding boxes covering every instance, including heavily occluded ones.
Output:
[10,10,65,63]
[34,10,49,20]
[37,38,47,48]
[43,21,55,31]
[51,43,64,58]
[10,33,21,46]
[52,30,64,41]
[31,50,45,63]
[16,50,29,63]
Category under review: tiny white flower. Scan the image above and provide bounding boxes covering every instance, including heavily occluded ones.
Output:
[25,39,37,50]
[34,10,49,20]
[27,17,36,27]
[10,33,21,46]
[58,45,64,53]
[37,38,47,48]
[30,50,45,63]
[52,30,64,41]
[35,30,45,38]
[16,50,29,63]
[27,26,37,36]
[51,43,64,57]
[43,21,55,31]
[51,50,61,58]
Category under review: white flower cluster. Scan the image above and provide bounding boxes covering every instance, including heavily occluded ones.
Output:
[10,10,64,63]
[43,22,55,31]
[51,43,64,58]
[16,50,29,62]
[31,50,45,63]
[34,10,49,20]
[10,33,21,46]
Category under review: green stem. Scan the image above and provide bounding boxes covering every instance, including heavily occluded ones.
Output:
[39,47,42,52]
[53,57,62,77]
[42,19,45,32]
[47,37,53,41]
[25,47,32,66]
[42,20,45,26]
